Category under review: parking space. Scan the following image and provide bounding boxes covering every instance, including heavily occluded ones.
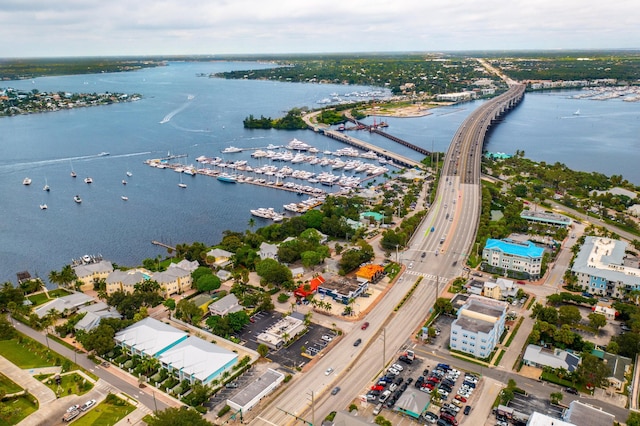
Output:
[204,364,260,411]
[504,392,563,422]
[428,315,455,351]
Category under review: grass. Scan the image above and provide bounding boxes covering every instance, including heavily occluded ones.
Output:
[494,349,506,366]
[26,288,71,306]
[72,397,136,426]
[526,297,536,310]
[450,352,490,368]
[0,337,57,368]
[0,393,38,425]
[505,317,524,347]
[540,371,586,392]
[0,372,23,394]
[44,372,93,397]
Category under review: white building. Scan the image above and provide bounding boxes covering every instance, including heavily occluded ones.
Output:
[256,312,306,350]
[208,294,243,316]
[450,296,507,359]
[227,369,284,413]
[482,238,544,279]
[571,236,640,298]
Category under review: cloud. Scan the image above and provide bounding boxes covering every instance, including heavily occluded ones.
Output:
[0,0,638,57]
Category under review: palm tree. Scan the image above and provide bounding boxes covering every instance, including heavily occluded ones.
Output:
[248,217,256,230]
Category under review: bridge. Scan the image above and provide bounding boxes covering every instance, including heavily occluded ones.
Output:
[345,117,431,156]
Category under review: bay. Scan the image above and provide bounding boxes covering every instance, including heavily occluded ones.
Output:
[1,62,638,286]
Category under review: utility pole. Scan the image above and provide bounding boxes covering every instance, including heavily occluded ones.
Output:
[436,276,439,298]
[309,390,315,426]
[382,327,386,372]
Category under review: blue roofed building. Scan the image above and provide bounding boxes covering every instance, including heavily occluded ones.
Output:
[571,236,640,299]
[482,238,544,280]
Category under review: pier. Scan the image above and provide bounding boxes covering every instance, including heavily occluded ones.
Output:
[346,117,431,156]
[151,240,176,251]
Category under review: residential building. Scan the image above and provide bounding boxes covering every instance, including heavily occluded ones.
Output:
[256,312,305,350]
[258,242,278,260]
[562,400,615,426]
[483,278,518,300]
[168,259,199,273]
[593,300,618,319]
[115,317,188,357]
[449,295,507,359]
[522,344,581,372]
[520,209,572,229]
[571,236,640,299]
[482,238,544,279]
[105,270,146,295]
[227,369,285,413]
[206,248,233,267]
[74,302,121,332]
[73,260,114,290]
[151,266,193,297]
[208,294,243,316]
[35,292,94,318]
[602,352,631,391]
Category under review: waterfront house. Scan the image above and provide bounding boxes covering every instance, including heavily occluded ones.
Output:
[259,242,279,260]
[206,248,233,267]
[152,266,193,297]
[73,260,114,290]
[35,292,94,318]
[105,270,146,295]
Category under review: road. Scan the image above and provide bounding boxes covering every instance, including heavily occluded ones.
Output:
[249,85,527,425]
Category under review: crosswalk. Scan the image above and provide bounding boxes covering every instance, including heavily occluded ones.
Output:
[403,270,449,282]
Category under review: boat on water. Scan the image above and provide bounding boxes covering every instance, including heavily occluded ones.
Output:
[178,174,187,188]
[222,146,242,153]
[39,204,48,210]
[70,160,77,178]
[126,171,133,177]
[84,177,93,184]
[122,180,127,185]
[574,109,580,116]
[98,152,110,156]
[23,177,32,185]
[121,196,128,201]
[74,195,82,203]
[217,174,237,183]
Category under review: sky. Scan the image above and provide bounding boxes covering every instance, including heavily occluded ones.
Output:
[1,0,638,58]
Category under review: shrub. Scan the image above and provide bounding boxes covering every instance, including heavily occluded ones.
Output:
[218,405,231,417]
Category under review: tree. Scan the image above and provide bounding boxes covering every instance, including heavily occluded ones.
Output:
[0,315,15,340]
[257,344,269,358]
[196,274,221,294]
[627,412,640,426]
[175,299,202,325]
[558,305,582,325]
[554,324,576,346]
[434,298,454,315]
[163,298,176,311]
[256,259,292,286]
[550,392,563,405]
[576,353,611,388]
[147,407,213,426]
[588,312,606,331]
[500,388,514,405]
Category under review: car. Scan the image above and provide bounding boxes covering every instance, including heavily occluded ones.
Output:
[455,395,467,403]
[353,338,362,347]
[249,317,256,323]
[225,382,238,388]
[101,361,110,368]
[368,390,381,397]
[422,252,427,258]
[321,335,333,342]
[443,379,455,387]
[440,412,458,426]
[415,376,425,387]
[395,377,404,385]
[451,399,462,408]
[437,389,449,397]
[463,405,471,415]
[389,383,398,392]
[565,387,579,395]
[81,399,96,411]
[440,385,453,393]
[444,403,460,412]
[325,367,334,375]
[331,386,341,395]
[67,405,80,413]
[449,369,460,375]
[429,377,441,383]
[391,363,404,372]
[424,411,439,423]
[437,420,451,426]
[409,262,413,269]
[423,368,430,376]
[388,368,400,376]
[379,390,392,403]
[621,325,632,331]
[371,385,385,391]
[437,363,451,371]
[361,322,370,330]
[399,355,413,364]
[373,403,383,415]
[366,393,377,402]
[462,381,476,388]
[420,386,432,394]
[496,421,509,426]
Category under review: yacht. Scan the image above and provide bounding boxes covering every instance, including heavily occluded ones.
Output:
[39,204,48,210]
[217,173,237,183]
[122,180,127,185]
[74,195,82,203]
[84,177,93,184]
[126,171,133,177]
[250,207,276,219]
[222,146,242,153]
[121,196,128,201]
[23,177,32,185]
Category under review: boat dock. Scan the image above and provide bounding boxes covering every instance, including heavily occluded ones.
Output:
[151,240,176,251]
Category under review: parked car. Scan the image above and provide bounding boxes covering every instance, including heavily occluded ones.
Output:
[373,403,383,415]
[565,387,579,395]
[394,377,404,385]
[399,355,413,364]
[371,385,385,391]
[331,387,341,395]
[325,367,334,375]
[321,335,333,342]
[81,399,96,411]
[66,405,80,413]
[423,368,430,376]
[391,363,404,372]
[379,390,392,403]
[388,368,400,376]
[424,412,439,423]
[455,395,467,403]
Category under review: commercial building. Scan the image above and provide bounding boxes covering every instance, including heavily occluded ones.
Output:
[294,275,325,298]
[393,389,431,419]
[227,368,284,413]
[571,236,640,299]
[522,344,581,373]
[450,295,507,359]
[562,400,615,426]
[256,312,306,350]
[318,277,368,304]
[520,209,572,228]
[355,264,385,283]
[483,278,518,300]
[527,412,575,426]
[482,238,544,279]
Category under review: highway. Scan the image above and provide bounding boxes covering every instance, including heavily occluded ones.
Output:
[249,84,526,426]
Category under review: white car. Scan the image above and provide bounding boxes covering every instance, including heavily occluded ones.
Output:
[321,335,333,342]
[66,405,80,413]
[81,399,96,411]
[391,363,404,372]
[325,367,334,375]
[388,368,400,376]
[437,389,449,397]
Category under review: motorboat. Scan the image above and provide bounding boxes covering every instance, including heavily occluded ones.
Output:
[23,177,32,185]
[99,152,110,156]
[43,178,50,192]
[122,180,127,185]
[217,174,237,183]
[121,196,128,201]
[84,177,93,184]
[126,171,133,177]
[74,195,82,203]
[222,146,242,153]
[39,204,48,210]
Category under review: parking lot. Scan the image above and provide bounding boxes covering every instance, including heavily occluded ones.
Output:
[236,310,335,370]
[504,391,564,423]
[428,314,455,351]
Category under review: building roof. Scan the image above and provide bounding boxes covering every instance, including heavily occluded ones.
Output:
[158,335,237,383]
[563,400,615,426]
[602,352,631,383]
[520,209,572,226]
[528,411,575,426]
[227,369,284,410]
[75,309,121,332]
[394,389,430,417]
[168,259,199,273]
[207,248,233,258]
[151,267,190,284]
[356,264,385,279]
[34,292,94,318]
[329,411,372,426]
[208,294,242,315]
[453,315,495,333]
[106,270,146,286]
[572,236,640,287]
[114,317,188,356]
[523,344,581,372]
[73,260,114,278]
[485,238,544,259]
[294,275,325,298]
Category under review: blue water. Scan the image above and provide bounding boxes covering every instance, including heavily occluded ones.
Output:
[1,62,638,285]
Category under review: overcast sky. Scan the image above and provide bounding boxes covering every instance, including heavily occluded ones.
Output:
[1,0,638,58]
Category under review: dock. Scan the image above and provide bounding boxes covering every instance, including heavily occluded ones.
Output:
[152,240,176,251]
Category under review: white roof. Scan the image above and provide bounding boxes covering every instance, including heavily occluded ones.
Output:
[73,260,114,278]
[152,267,190,284]
[34,292,94,318]
[528,412,575,426]
[169,259,199,273]
[114,317,187,356]
[158,335,237,383]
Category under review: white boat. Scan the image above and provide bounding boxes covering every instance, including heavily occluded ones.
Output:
[43,177,50,191]
[70,160,77,178]
[39,204,48,210]
[250,208,276,219]
[23,177,32,185]
[573,109,580,116]
[84,177,93,184]
[122,180,127,185]
[74,195,82,203]
[178,174,187,188]
[98,152,110,156]
[121,196,128,201]
[126,171,133,177]
[222,146,242,153]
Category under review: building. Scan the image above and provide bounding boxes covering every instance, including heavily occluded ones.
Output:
[449,295,507,359]
[206,248,233,267]
[227,369,285,413]
[208,294,243,317]
[527,412,575,426]
[151,266,193,297]
[355,264,385,283]
[393,389,431,419]
[258,242,278,260]
[115,317,188,357]
[73,260,114,290]
[482,238,544,279]
[602,352,631,390]
[105,270,146,295]
[318,277,368,304]
[562,400,615,426]
[592,300,618,319]
[294,275,325,298]
[290,267,304,278]
[483,278,518,300]
[571,236,640,299]
[520,209,572,229]
[168,259,199,273]
[158,335,237,385]
[326,411,371,426]
[256,313,306,350]
[522,344,581,373]
[34,292,95,318]
[74,302,121,332]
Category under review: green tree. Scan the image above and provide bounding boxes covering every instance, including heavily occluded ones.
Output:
[500,388,514,405]
[196,274,221,294]
[257,344,269,357]
[576,353,611,388]
[588,312,607,331]
[175,299,202,325]
[147,407,213,426]
[627,412,640,426]
[256,258,292,286]
[558,305,581,325]
[554,324,576,346]
[434,298,454,315]
[550,392,563,405]
[0,315,15,340]
[163,298,176,311]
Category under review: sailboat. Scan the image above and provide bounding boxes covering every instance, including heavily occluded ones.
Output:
[70,160,77,178]
[178,174,187,188]
[43,177,50,192]
[573,109,580,116]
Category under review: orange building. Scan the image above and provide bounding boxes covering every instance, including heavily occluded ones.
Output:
[294,275,326,298]
[356,264,385,283]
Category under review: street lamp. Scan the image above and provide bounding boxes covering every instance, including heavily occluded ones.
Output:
[396,245,399,263]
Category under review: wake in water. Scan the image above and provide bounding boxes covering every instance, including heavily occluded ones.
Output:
[0,151,152,173]
[159,94,195,124]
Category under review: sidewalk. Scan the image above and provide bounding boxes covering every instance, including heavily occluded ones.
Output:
[0,355,56,405]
